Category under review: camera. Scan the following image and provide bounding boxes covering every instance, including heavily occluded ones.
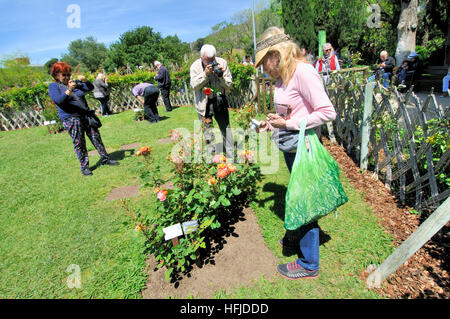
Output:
[208,60,223,77]
[73,79,85,89]
[250,119,261,130]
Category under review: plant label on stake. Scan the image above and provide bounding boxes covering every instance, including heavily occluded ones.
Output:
[182,220,199,235]
[163,223,183,246]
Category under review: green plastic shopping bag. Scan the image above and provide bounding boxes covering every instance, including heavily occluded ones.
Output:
[284,119,348,230]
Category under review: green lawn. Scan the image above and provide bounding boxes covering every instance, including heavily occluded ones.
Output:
[0,105,393,298]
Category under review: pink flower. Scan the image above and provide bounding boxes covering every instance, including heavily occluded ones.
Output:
[157,190,167,201]
[212,154,227,163]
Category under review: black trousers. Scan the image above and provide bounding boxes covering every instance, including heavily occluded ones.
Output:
[201,95,234,158]
[160,85,172,111]
[143,85,160,122]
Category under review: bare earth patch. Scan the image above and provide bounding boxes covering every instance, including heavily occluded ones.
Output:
[105,185,140,202]
[158,137,173,144]
[141,207,278,299]
[88,148,113,156]
[120,143,142,151]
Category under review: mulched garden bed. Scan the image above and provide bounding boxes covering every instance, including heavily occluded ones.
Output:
[323,138,449,299]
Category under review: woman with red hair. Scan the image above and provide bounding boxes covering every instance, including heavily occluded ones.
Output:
[48,62,118,176]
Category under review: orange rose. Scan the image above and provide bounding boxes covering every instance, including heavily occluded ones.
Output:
[207,178,217,186]
[217,163,226,170]
[138,146,151,156]
[217,169,228,178]
[227,164,236,172]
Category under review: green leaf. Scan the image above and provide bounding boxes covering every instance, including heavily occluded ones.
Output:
[165,268,173,282]
[232,187,242,196]
[221,197,231,206]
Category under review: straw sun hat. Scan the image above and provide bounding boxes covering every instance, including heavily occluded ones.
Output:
[255,33,291,68]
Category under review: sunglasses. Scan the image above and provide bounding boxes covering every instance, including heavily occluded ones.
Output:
[325,49,332,52]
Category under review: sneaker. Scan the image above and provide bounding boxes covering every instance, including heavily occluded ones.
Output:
[81,167,93,176]
[277,261,319,280]
[278,237,298,249]
[101,159,119,166]
[398,82,407,89]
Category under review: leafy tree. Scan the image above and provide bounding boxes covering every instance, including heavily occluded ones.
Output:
[104,26,189,72]
[200,0,282,58]
[281,0,316,50]
[61,36,108,72]
[44,58,59,74]
[159,35,190,67]
[0,54,49,90]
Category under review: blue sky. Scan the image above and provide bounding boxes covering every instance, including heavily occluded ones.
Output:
[0,0,256,65]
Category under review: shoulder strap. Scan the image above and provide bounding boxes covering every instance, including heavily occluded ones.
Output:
[292,118,308,166]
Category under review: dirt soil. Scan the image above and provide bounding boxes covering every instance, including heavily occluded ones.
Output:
[323,138,449,299]
[105,185,140,201]
[141,207,278,299]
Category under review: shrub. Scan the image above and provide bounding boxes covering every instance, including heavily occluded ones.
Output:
[128,132,261,281]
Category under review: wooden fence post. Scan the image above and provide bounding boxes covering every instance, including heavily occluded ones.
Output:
[256,75,261,113]
[183,82,190,105]
[360,82,374,170]
[366,196,450,289]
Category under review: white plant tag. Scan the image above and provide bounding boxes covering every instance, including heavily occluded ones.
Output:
[163,223,183,241]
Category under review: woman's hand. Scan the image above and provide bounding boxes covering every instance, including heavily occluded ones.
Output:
[77,75,87,82]
[68,80,77,90]
[267,113,287,129]
[256,120,268,133]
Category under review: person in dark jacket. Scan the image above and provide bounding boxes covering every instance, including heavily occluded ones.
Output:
[48,62,118,176]
[398,52,422,88]
[369,50,396,88]
[154,61,173,112]
[93,73,112,116]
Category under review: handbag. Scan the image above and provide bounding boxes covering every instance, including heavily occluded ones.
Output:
[271,129,299,152]
[86,111,102,129]
[271,103,298,152]
[60,83,102,129]
[284,119,348,230]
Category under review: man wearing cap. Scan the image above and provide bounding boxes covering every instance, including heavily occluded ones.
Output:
[190,44,234,158]
[398,52,422,89]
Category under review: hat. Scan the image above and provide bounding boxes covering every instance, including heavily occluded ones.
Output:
[407,51,418,58]
[255,33,291,68]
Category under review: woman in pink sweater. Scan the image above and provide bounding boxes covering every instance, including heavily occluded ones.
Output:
[255,27,337,280]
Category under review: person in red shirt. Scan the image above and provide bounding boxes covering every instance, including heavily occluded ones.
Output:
[314,43,341,73]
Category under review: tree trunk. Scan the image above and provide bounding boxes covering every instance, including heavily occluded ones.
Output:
[395,0,419,67]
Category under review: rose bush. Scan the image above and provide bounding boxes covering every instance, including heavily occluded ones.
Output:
[129,130,261,281]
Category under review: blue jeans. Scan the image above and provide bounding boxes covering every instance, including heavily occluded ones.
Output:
[368,72,391,88]
[283,151,320,271]
[97,97,111,115]
[443,75,450,93]
[399,69,415,83]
